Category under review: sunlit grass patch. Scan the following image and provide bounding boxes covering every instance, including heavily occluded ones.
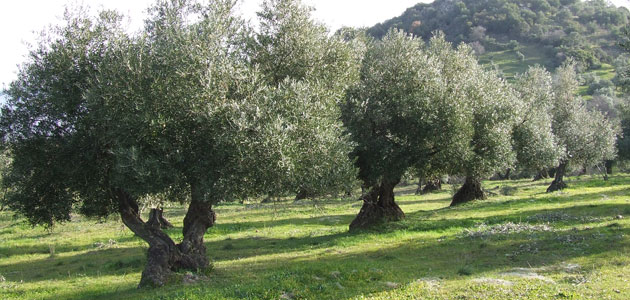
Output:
[1,174,629,299]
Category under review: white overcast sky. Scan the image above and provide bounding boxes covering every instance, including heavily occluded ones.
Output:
[1,0,630,88]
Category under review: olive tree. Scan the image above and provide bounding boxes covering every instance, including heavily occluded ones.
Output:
[510,66,562,179]
[1,0,289,287]
[547,62,618,192]
[441,40,518,206]
[342,31,485,229]
[250,0,363,200]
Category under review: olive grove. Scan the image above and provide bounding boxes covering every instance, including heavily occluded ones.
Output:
[0,0,622,289]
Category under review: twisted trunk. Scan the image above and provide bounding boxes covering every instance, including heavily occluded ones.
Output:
[147,208,173,229]
[548,167,556,178]
[497,169,511,180]
[178,186,215,271]
[450,176,485,206]
[533,169,549,181]
[547,162,568,192]
[349,179,404,231]
[116,186,215,288]
[578,166,587,176]
[421,178,442,194]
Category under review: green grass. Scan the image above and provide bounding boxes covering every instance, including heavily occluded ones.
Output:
[1,174,630,299]
[477,43,618,99]
[478,44,553,81]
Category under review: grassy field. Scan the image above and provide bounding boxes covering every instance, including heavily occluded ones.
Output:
[478,45,555,81]
[1,174,630,299]
[476,44,618,100]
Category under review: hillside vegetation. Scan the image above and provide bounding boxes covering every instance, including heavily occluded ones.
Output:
[369,0,630,77]
[1,175,629,299]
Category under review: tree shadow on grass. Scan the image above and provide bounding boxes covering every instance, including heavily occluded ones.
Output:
[81,215,630,300]
[4,198,629,299]
[199,186,630,239]
[5,175,630,298]
[396,195,452,207]
[395,202,630,233]
[0,234,141,258]
[441,185,630,216]
[1,246,146,284]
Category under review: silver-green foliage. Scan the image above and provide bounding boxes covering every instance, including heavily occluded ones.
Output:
[251,0,363,197]
[96,0,273,203]
[551,62,618,169]
[342,30,517,185]
[433,38,518,179]
[0,0,365,228]
[512,66,562,172]
[0,8,129,224]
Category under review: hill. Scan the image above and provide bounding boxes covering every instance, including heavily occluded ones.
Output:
[368,0,630,80]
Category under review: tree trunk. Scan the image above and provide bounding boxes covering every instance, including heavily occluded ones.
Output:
[147,208,174,229]
[421,178,442,194]
[178,195,215,272]
[415,177,424,195]
[578,166,587,177]
[295,189,314,201]
[533,169,549,181]
[548,167,556,178]
[546,162,568,192]
[349,179,404,231]
[450,176,485,206]
[605,160,614,175]
[116,186,215,288]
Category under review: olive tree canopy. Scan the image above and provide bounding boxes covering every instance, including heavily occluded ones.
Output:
[510,66,562,178]
[547,62,618,192]
[250,0,363,199]
[342,31,517,228]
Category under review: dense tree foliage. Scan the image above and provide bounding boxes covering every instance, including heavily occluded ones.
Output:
[250,0,363,200]
[510,66,562,175]
[1,8,126,226]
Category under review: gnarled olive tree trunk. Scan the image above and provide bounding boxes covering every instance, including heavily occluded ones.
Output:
[498,168,511,180]
[349,179,404,231]
[547,161,568,192]
[533,169,549,181]
[116,187,215,288]
[147,208,174,229]
[295,188,315,201]
[450,176,485,206]
[421,178,442,194]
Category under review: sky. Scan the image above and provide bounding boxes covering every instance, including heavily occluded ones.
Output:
[1,0,630,89]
